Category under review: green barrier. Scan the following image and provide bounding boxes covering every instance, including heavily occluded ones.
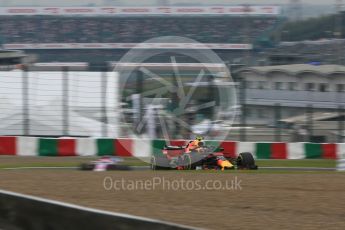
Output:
[38,138,58,156]
[96,139,115,156]
[304,143,322,159]
[152,139,167,157]
[204,140,221,152]
[256,143,271,159]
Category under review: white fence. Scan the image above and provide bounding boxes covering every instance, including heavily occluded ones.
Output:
[0,71,119,136]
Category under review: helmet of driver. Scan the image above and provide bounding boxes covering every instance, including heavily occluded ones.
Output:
[196,136,204,141]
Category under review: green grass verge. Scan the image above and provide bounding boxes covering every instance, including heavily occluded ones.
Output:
[0,157,149,169]
[256,159,336,168]
[0,162,81,169]
[0,157,336,170]
[175,169,342,174]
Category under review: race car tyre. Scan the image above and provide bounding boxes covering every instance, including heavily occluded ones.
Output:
[80,163,95,171]
[150,156,170,170]
[237,152,258,170]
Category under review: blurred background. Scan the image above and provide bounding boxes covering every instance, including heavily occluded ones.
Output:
[0,0,344,143]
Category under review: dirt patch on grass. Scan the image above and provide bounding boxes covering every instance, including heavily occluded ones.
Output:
[0,169,344,229]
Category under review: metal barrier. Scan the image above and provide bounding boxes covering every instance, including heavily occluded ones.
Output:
[0,189,195,230]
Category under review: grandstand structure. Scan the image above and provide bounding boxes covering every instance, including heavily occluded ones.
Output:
[0,6,282,66]
[0,5,343,142]
[265,39,345,66]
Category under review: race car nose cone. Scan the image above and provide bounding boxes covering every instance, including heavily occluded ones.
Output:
[218,159,233,170]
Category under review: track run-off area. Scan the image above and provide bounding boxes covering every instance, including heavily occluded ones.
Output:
[0,156,344,229]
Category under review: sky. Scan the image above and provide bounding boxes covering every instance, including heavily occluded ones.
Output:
[0,0,334,7]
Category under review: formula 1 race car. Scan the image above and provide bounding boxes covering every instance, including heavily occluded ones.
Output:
[80,156,130,171]
[150,143,258,171]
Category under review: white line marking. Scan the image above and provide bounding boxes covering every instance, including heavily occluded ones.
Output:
[260,167,335,171]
